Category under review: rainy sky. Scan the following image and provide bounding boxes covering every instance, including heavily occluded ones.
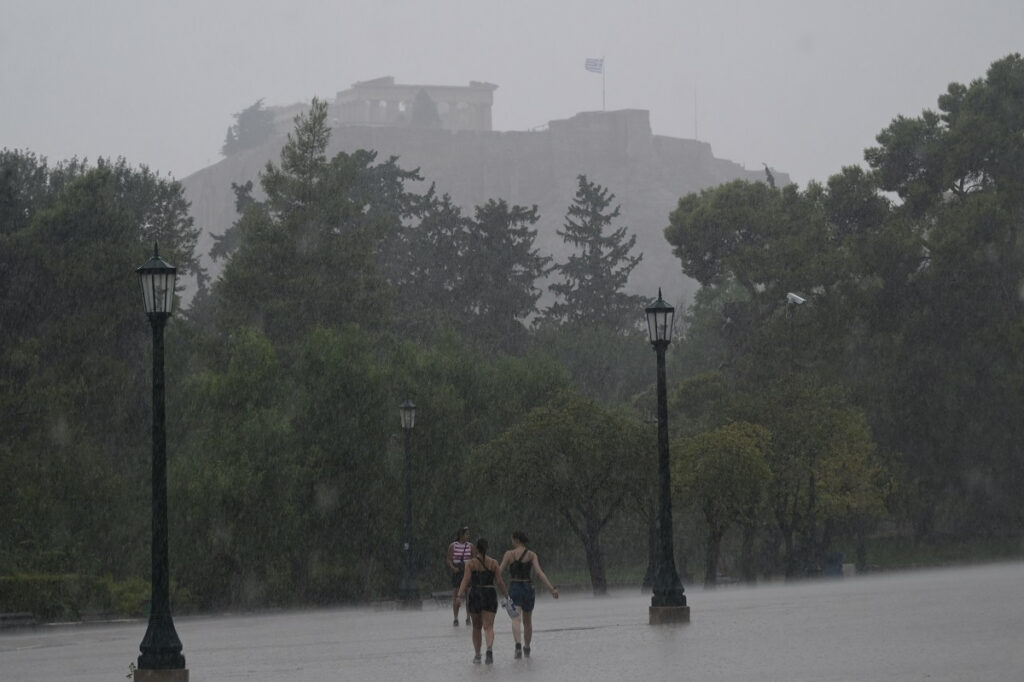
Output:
[2,0,1022,187]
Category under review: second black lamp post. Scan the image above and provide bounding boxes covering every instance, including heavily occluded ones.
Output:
[398,400,421,607]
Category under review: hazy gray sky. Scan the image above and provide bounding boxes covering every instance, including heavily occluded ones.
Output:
[3,0,1022,187]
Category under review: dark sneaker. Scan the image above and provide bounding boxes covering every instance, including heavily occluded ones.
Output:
[453,618,459,626]
[515,643,523,659]
[523,646,531,658]
[473,654,482,665]
[485,650,493,665]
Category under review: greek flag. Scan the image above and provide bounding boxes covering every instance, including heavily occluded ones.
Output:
[585,57,604,74]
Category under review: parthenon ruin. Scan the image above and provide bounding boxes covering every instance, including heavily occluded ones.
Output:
[334,76,498,132]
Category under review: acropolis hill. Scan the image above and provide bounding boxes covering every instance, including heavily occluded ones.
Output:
[180,77,788,304]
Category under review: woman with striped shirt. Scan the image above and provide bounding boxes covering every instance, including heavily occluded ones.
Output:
[446,526,473,625]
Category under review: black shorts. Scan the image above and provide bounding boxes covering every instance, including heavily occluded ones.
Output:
[450,564,464,588]
[467,586,498,614]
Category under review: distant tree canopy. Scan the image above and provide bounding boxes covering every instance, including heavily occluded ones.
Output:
[221,98,276,156]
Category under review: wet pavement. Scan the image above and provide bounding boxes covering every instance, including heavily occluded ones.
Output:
[2,561,1022,681]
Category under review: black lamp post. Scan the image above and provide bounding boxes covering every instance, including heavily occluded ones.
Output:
[136,244,187,671]
[645,289,690,624]
[398,400,421,607]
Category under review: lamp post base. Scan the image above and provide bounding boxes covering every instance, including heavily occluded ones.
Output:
[649,605,691,625]
[134,668,189,681]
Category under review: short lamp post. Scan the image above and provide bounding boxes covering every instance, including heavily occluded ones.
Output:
[398,400,421,607]
[135,244,188,675]
[645,289,690,624]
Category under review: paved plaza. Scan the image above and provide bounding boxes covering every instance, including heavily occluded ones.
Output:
[2,562,1022,681]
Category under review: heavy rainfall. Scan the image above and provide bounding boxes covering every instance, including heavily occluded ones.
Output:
[2,2,1024,680]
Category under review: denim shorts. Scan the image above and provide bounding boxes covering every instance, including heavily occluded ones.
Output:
[509,581,535,612]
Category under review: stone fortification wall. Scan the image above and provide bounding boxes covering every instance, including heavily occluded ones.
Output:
[180,108,785,306]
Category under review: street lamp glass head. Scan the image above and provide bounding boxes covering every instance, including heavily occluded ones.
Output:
[136,243,177,316]
[645,289,675,345]
[399,400,416,430]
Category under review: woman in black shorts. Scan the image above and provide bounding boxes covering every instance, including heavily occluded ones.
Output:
[455,538,510,664]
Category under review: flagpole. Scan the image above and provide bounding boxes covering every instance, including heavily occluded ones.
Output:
[585,57,605,110]
[694,87,698,139]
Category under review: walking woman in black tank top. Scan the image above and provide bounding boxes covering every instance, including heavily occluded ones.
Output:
[499,530,559,659]
[455,538,510,664]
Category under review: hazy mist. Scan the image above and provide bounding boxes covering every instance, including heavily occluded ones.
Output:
[3,0,1023,186]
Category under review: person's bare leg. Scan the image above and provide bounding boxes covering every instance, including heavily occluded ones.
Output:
[511,606,522,645]
[483,611,497,650]
[482,611,496,664]
[452,589,460,622]
[523,610,534,648]
[471,613,482,655]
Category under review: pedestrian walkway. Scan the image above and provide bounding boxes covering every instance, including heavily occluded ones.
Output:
[1,562,1022,681]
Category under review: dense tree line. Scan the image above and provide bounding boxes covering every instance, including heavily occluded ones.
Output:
[2,56,1023,616]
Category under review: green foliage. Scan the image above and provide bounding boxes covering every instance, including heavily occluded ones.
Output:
[0,153,198,582]
[213,98,423,343]
[677,422,771,523]
[457,199,553,352]
[390,192,471,339]
[676,422,771,585]
[0,574,182,621]
[866,54,1024,215]
[171,327,305,608]
[475,391,649,594]
[221,98,276,156]
[545,174,644,330]
[532,324,650,404]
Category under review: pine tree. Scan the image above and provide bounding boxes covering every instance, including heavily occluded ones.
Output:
[460,199,553,351]
[546,175,644,330]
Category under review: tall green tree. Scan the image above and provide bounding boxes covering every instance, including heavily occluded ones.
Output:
[457,199,552,352]
[863,53,1024,536]
[388,191,471,340]
[676,422,771,586]
[475,391,648,594]
[213,98,423,343]
[545,174,644,330]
